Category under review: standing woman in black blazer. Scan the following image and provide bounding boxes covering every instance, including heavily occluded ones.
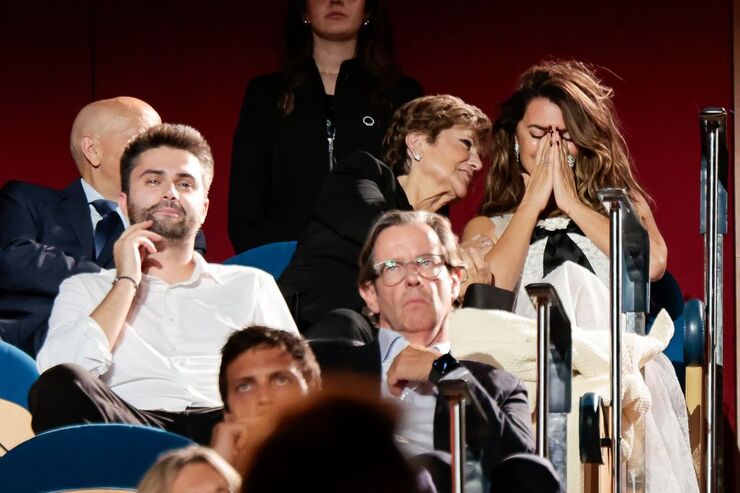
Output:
[228,0,422,253]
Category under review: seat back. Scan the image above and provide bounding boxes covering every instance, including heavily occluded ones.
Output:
[0,341,39,410]
[224,241,297,278]
[0,341,39,456]
[0,424,192,492]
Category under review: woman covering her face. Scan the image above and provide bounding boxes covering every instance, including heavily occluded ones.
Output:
[228,0,422,254]
[461,62,701,493]
[463,60,667,318]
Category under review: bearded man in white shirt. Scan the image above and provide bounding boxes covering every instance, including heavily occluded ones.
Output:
[31,123,298,444]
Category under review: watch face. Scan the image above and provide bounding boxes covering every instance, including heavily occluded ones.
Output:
[432,353,459,383]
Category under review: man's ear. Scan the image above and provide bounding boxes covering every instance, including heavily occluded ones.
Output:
[201,198,209,225]
[80,136,102,168]
[118,192,129,222]
[358,281,380,316]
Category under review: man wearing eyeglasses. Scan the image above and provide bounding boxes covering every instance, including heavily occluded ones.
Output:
[311,209,534,489]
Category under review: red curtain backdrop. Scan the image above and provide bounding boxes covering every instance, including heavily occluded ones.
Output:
[0,1,734,430]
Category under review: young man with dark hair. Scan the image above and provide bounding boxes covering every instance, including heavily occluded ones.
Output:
[31,124,297,444]
[211,326,321,471]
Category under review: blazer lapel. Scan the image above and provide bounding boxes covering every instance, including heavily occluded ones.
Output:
[433,395,448,451]
[354,338,382,395]
[95,217,124,268]
[60,180,95,259]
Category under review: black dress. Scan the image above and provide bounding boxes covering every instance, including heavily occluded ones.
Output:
[228,59,423,253]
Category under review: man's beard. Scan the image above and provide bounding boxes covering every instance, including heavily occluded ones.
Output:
[129,200,197,240]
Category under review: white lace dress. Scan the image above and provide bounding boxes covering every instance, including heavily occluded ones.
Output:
[488,213,699,493]
[490,213,610,325]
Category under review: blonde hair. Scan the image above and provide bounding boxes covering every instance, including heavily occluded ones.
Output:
[137,445,241,493]
[481,60,650,217]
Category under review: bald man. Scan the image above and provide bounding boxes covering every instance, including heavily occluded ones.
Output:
[0,97,161,356]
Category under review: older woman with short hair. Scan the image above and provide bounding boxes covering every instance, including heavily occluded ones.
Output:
[279,94,508,340]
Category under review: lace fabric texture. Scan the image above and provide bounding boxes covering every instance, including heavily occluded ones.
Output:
[489,214,610,319]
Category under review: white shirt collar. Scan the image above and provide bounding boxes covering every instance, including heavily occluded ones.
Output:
[378,326,451,364]
[80,178,105,203]
[144,252,225,287]
[190,252,225,285]
[80,178,129,227]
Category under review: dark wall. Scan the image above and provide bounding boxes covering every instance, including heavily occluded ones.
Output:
[0,1,735,423]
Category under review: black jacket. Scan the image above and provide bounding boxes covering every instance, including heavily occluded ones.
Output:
[310,337,535,472]
[228,59,422,253]
[0,180,114,355]
[278,151,410,327]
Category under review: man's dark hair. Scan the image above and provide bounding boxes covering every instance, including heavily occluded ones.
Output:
[120,123,214,195]
[242,392,424,493]
[219,326,321,411]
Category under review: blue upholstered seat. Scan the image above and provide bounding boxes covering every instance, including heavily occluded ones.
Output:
[224,240,297,278]
[0,424,192,492]
[0,341,39,410]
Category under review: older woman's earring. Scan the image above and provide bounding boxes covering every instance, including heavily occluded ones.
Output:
[363,18,370,26]
[566,154,575,168]
[513,138,520,163]
[303,17,311,25]
[412,151,422,162]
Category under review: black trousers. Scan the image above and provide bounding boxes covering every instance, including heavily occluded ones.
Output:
[29,364,222,445]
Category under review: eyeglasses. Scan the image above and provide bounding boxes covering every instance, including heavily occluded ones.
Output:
[372,254,448,287]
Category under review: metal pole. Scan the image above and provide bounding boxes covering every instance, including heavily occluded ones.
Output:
[449,398,465,493]
[704,122,719,493]
[609,201,623,493]
[536,301,551,457]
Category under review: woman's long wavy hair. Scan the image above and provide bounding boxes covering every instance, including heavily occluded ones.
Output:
[481,60,649,217]
[278,0,399,116]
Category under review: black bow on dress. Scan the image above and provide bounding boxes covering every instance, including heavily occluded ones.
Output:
[530,219,595,278]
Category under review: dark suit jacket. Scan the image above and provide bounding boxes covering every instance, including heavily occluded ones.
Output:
[0,180,115,355]
[0,179,207,356]
[310,337,535,473]
[228,59,423,253]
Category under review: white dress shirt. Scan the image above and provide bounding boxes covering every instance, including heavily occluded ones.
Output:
[378,327,451,457]
[80,178,128,229]
[38,253,298,411]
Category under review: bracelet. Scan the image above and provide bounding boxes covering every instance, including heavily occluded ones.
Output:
[113,275,139,290]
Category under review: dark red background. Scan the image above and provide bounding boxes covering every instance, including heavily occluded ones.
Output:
[1,1,735,431]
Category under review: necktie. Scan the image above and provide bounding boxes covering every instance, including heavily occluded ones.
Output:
[91,199,122,260]
[530,219,595,278]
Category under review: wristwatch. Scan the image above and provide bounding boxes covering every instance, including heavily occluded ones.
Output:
[429,353,461,384]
